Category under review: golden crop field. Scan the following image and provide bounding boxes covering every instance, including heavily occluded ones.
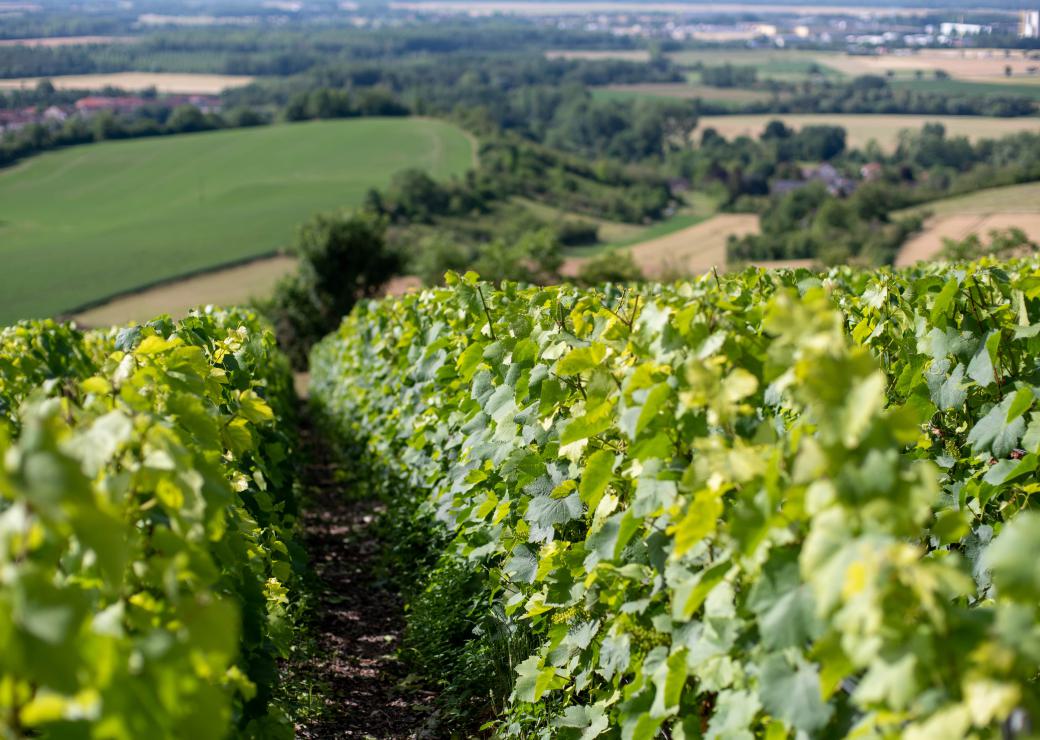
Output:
[823,48,1040,83]
[894,182,1040,265]
[0,72,255,94]
[695,114,1040,150]
[0,35,136,47]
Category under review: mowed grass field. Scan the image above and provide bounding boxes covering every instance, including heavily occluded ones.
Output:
[695,114,1040,150]
[592,83,774,104]
[896,181,1040,220]
[0,118,475,323]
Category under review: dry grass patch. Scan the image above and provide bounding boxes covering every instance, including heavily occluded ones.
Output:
[561,213,760,279]
[896,214,1040,266]
[72,255,296,327]
[896,181,1040,220]
[893,181,1040,265]
[628,213,759,277]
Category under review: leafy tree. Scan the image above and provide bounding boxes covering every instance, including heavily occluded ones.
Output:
[575,249,644,286]
[167,105,211,133]
[413,236,473,286]
[761,119,793,140]
[940,227,1037,260]
[700,63,757,88]
[260,211,400,367]
[472,228,562,284]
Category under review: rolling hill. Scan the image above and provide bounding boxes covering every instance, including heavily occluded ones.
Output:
[0,117,474,323]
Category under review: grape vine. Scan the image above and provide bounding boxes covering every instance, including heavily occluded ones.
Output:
[0,309,299,738]
[311,261,1040,738]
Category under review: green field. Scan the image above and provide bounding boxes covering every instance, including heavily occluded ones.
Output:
[0,117,474,323]
[591,81,774,105]
[892,77,1040,101]
[666,49,844,81]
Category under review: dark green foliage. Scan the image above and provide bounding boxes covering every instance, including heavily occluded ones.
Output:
[699,63,757,88]
[403,557,533,732]
[939,227,1039,261]
[260,212,400,368]
[555,219,600,247]
[471,228,563,284]
[575,250,644,286]
[412,227,563,287]
[727,181,923,264]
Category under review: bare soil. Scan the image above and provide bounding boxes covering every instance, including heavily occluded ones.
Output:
[289,413,439,739]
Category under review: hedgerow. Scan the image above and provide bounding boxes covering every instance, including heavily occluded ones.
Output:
[0,308,300,738]
[311,262,1040,737]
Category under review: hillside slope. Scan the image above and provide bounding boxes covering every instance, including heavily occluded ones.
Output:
[0,117,474,323]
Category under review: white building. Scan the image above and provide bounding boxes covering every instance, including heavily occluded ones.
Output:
[42,106,68,124]
[939,22,987,36]
[1021,10,1040,38]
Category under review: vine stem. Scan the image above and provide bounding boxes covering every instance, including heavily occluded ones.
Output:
[476,285,496,340]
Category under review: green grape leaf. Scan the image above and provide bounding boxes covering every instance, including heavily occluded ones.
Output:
[968,395,1026,458]
[983,512,1040,600]
[758,654,832,735]
[513,655,562,703]
[525,493,583,529]
[579,448,615,510]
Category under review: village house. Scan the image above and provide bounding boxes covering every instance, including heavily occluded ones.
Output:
[74,95,149,116]
[860,162,884,181]
[0,107,37,134]
[769,163,858,197]
[41,105,68,124]
[165,94,223,113]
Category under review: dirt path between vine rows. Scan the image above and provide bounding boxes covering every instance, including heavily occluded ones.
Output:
[289,413,438,738]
